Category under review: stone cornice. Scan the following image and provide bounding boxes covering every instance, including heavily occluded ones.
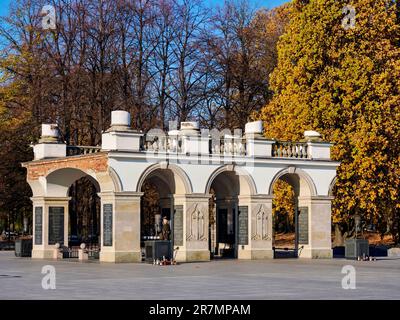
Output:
[30,196,71,202]
[107,151,340,167]
[22,151,108,168]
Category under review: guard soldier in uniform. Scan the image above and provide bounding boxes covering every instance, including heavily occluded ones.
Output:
[160,216,171,240]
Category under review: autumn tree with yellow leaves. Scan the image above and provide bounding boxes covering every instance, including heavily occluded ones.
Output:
[0,0,289,236]
[259,0,400,244]
[0,56,34,234]
[272,180,295,234]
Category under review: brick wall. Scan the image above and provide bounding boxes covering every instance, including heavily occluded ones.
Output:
[24,152,108,181]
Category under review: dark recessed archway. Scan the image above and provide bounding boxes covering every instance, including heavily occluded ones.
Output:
[68,176,100,249]
[270,170,315,259]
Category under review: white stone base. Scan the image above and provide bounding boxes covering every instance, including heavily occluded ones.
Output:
[32,249,57,260]
[238,249,274,259]
[100,251,141,263]
[388,248,400,257]
[175,249,210,262]
[300,248,333,259]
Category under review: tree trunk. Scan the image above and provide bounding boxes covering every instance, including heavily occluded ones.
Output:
[333,224,345,247]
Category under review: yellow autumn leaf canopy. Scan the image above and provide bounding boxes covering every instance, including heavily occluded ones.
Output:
[258,0,400,239]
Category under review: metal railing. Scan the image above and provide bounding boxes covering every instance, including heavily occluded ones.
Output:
[86,244,100,260]
[60,245,100,259]
[272,141,309,159]
[62,246,79,258]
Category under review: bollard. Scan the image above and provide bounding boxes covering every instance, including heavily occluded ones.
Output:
[53,243,63,259]
[78,243,89,261]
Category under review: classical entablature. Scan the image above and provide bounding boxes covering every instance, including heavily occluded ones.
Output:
[23,111,339,263]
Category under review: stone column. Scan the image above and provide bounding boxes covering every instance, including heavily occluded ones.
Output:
[99,192,143,263]
[300,196,333,259]
[173,194,211,262]
[31,196,70,259]
[238,195,273,259]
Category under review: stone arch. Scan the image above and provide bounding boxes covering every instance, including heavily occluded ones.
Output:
[328,176,337,197]
[26,179,45,197]
[267,167,317,197]
[108,167,123,192]
[205,165,257,196]
[45,167,101,197]
[136,162,193,194]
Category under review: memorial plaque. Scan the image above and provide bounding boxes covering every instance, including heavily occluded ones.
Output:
[173,205,183,246]
[48,207,64,245]
[238,206,248,245]
[298,207,309,244]
[103,204,113,246]
[35,207,43,245]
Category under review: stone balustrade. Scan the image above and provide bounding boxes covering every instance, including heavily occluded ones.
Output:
[144,135,183,153]
[34,111,332,161]
[65,139,314,159]
[272,141,309,159]
[210,137,246,156]
[66,146,102,156]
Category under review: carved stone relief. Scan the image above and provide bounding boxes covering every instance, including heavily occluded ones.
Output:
[252,204,271,241]
[186,203,207,241]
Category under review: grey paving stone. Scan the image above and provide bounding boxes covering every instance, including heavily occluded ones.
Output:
[0,252,399,300]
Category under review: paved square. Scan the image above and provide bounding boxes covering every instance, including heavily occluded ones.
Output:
[0,252,399,299]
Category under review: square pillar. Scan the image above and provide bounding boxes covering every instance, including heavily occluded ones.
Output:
[31,196,70,259]
[99,192,143,263]
[173,194,211,262]
[300,196,333,259]
[245,137,275,157]
[238,195,274,260]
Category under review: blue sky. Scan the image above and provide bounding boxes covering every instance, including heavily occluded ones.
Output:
[206,0,288,9]
[0,0,289,17]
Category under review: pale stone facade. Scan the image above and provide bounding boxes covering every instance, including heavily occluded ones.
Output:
[23,111,339,263]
